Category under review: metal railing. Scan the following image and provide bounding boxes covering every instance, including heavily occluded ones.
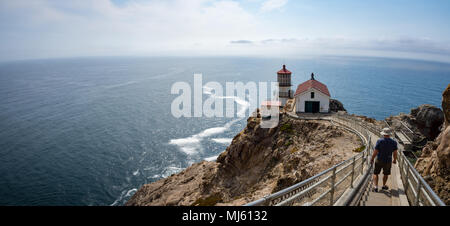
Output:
[245,114,374,206]
[397,148,445,206]
[382,120,444,205]
[244,113,446,206]
[385,119,415,144]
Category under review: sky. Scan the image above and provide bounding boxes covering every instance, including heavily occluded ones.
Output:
[1,0,450,62]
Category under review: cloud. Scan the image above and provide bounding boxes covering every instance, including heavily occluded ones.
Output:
[0,0,449,63]
[230,40,253,44]
[225,36,450,62]
[0,0,260,61]
[260,0,288,12]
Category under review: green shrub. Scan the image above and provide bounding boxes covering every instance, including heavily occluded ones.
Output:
[352,146,366,153]
[285,140,293,147]
[191,194,222,206]
[280,123,293,133]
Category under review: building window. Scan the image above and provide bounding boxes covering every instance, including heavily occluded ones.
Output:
[311,92,315,99]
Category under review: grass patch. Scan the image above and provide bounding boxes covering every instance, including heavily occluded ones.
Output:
[285,140,293,147]
[352,146,366,153]
[191,194,222,206]
[280,123,293,134]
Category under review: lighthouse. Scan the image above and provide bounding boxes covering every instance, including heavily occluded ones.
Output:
[277,65,292,107]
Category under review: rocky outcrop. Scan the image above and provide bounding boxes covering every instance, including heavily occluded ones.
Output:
[387,104,443,140]
[414,84,450,205]
[329,99,346,112]
[126,114,362,206]
[443,84,450,127]
[386,104,444,153]
[410,105,444,140]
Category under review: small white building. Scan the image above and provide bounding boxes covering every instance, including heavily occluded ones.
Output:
[294,73,330,113]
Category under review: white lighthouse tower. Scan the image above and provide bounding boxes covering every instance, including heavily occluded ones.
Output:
[277,65,292,107]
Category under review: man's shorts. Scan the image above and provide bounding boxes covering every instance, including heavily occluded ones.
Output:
[374,159,392,175]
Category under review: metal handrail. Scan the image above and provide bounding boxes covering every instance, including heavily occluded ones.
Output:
[397,149,445,206]
[384,120,444,206]
[245,114,372,206]
[244,113,446,206]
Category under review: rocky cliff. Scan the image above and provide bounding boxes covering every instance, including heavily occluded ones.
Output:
[386,104,444,153]
[126,114,362,206]
[414,84,450,205]
[329,99,347,112]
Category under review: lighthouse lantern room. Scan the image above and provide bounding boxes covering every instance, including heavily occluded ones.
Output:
[277,65,293,107]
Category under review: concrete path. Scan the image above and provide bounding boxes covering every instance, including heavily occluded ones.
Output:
[362,134,409,206]
[287,112,410,206]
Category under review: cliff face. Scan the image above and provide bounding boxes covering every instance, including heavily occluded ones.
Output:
[126,114,362,206]
[414,84,450,205]
[386,104,444,153]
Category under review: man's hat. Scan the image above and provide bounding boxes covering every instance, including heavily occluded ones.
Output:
[380,127,392,136]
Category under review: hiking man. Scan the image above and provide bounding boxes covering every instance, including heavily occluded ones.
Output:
[370,128,398,192]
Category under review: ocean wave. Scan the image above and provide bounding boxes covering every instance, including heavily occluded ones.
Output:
[105,81,138,89]
[203,86,250,117]
[169,86,249,156]
[169,119,239,155]
[204,155,219,162]
[211,138,233,145]
[110,188,137,206]
[161,166,184,178]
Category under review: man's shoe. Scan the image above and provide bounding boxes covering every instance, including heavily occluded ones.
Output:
[382,186,389,190]
[373,187,378,192]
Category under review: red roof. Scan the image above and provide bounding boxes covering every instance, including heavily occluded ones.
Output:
[277,65,291,75]
[294,79,330,97]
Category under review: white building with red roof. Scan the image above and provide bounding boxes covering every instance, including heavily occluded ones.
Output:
[294,73,330,113]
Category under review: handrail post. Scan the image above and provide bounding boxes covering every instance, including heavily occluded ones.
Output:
[330,167,337,205]
[351,156,356,188]
[404,158,411,194]
[415,179,423,206]
[361,150,365,175]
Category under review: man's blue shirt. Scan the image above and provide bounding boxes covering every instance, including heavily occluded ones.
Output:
[375,137,398,163]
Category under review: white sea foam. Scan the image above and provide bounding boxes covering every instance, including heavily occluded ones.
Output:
[169,86,249,155]
[110,188,137,206]
[161,166,184,178]
[106,81,138,89]
[204,155,219,162]
[203,86,250,117]
[211,138,233,145]
[169,119,239,155]
[132,169,140,176]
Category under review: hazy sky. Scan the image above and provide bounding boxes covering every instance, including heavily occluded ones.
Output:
[1,0,450,62]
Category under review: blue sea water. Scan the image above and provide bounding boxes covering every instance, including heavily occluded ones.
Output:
[0,56,449,206]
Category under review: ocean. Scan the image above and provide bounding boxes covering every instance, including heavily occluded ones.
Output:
[0,56,449,206]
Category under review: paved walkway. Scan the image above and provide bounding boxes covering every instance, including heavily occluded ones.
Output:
[362,134,409,206]
[286,112,410,206]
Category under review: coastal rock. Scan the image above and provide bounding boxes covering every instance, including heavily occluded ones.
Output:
[329,99,346,112]
[443,84,450,127]
[386,104,444,152]
[126,115,362,206]
[387,104,443,141]
[414,85,450,205]
[410,104,444,140]
[415,126,450,204]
